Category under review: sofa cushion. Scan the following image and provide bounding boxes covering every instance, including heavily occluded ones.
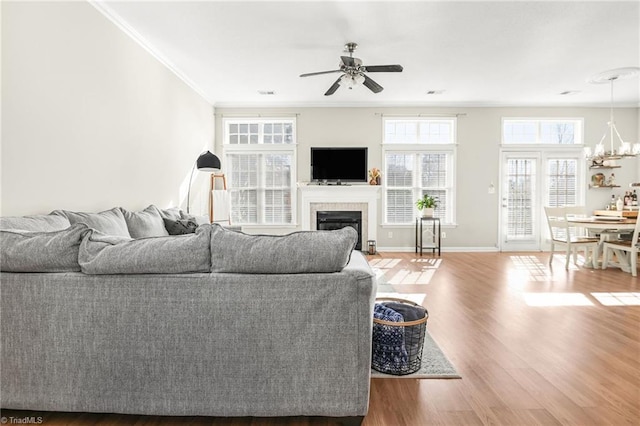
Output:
[209,224,357,274]
[78,225,212,274]
[121,205,169,239]
[0,214,71,232]
[53,207,131,238]
[0,223,90,272]
[163,218,198,235]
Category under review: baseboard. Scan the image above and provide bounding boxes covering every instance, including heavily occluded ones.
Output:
[375,246,500,253]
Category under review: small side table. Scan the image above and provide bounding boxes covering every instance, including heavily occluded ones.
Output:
[415,217,441,256]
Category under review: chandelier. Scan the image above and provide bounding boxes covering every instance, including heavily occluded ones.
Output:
[584,67,640,165]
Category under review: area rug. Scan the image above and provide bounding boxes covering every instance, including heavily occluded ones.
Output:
[370,330,461,379]
[371,267,461,379]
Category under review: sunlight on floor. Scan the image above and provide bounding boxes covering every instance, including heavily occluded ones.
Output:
[509,255,554,283]
[410,258,442,266]
[549,254,589,270]
[368,258,401,269]
[523,292,594,306]
[376,292,426,305]
[390,259,442,285]
[370,257,442,286]
[591,292,640,306]
[388,269,436,285]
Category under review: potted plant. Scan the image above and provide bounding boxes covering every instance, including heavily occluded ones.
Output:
[416,194,438,217]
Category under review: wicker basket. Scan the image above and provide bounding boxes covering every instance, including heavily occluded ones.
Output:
[372,297,428,376]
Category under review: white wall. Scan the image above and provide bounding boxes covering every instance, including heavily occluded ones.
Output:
[1,1,214,216]
[216,106,639,249]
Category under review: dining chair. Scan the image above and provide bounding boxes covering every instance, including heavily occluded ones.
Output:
[545,206,600,269]
[601,218,640,277]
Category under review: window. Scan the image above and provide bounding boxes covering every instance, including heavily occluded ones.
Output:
[224,119,296,225]
[383,118,456,225]
[502,119,582,144]
[499,118,586,251]
[384,119,454,144]
[546,159,578,207]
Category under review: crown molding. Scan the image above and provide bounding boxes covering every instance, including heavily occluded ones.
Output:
[213,101,640,109]
[89,0,213,105]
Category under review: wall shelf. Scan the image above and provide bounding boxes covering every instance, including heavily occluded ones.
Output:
[589,165,621,169]
[589,184,621,189]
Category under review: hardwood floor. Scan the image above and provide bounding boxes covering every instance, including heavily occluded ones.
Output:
[2,252,639,425]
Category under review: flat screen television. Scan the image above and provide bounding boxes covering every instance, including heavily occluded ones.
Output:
[311,147,368,183]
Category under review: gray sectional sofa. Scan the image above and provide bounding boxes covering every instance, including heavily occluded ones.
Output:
[0,206,376,424]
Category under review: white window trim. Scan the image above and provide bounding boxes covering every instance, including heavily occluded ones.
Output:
[223,118,297,146]
[381,116,458,227]
[382,117,457,146]
[542,150,587,208]
[382,148,457,226]
[501,117,584,146]
[222,118,297,226]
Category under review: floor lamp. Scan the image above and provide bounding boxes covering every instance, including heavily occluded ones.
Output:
[186,150,221,215]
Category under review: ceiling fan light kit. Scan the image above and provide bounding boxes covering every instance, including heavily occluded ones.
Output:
[584,67,640,164]
[300,42,403,96]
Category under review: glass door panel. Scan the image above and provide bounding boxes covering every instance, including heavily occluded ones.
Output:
[501,153,540,251]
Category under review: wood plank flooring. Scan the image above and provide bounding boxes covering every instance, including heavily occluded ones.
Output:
[2,252,639,425]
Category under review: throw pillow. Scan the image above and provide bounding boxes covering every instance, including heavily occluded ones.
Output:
[0,214,71,232]
[121,205,169,238]
[181,211,210,226]
[163,218,198,235]
[158,206,209,227]
[78,225,212,274]
[0,223,90,272]
[158,206,183,221]
[53,207,131,238]
[209,224,357,274]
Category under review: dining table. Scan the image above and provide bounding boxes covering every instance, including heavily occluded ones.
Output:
[567,216,637,269]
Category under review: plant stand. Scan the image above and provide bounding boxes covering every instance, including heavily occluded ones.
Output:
[415,217,441,256]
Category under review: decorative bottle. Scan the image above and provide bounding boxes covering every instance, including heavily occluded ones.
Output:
[616,196,624,211]
[633,190,638,207]
[610,194,617,210]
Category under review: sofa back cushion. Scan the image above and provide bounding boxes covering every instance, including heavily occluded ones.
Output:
[78,225,212,274]
[120,205,169,239]
[0,214,71,232]
[209,224,357,274]
[0,223,90,272]
[53,208,131,238]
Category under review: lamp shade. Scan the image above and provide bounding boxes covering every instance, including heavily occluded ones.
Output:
[197,151,221,172]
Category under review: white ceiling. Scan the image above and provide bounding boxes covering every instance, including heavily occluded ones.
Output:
[94,0,640,108]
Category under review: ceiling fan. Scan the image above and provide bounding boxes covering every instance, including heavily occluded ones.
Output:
[300,42,403,96]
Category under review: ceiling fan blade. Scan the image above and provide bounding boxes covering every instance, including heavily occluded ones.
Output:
[363,64,404,73]
[340,56,357,67]
[362,75,383,93]
[324,77,342,96]
[300,70,342,77]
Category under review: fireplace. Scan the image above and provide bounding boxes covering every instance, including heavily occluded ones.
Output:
[299,185,380,245]
[317,211,363,250]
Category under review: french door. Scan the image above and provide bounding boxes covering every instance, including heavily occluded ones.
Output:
[499,150,584,251]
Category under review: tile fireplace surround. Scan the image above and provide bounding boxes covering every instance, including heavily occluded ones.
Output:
[299,184,381,244]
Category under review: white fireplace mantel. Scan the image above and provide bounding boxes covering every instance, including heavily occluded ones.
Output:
[299,184,381,242]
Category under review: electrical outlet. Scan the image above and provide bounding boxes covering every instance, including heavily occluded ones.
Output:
[388,231,393,238]
[441,231,447,239]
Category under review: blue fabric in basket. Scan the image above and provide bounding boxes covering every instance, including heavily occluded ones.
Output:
[372,304,408,373]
